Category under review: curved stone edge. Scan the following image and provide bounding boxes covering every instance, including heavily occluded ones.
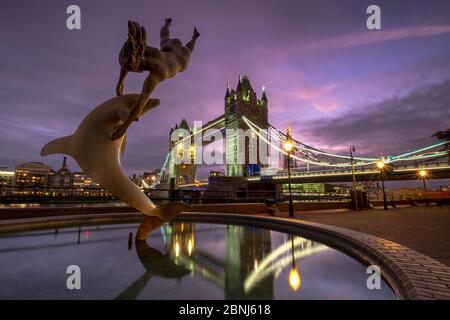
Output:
[1,211,449,300]
[177,213,450,300]
[0,213,143,234]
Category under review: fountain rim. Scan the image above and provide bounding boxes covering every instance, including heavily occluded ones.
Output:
[1,211,450,300]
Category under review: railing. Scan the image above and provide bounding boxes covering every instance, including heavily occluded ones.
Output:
[141,187,351,205]
[247,161,450,180]
[0,184,351,204]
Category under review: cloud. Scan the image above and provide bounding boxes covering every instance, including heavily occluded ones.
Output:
[312,98,342,113]
[302,24,450,51]
[297,83,337,100]
[299,80,450,156]
[295,83,342,113]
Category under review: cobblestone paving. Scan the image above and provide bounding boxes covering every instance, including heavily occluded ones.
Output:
[182,212,450,300]
[295,205,450,267]
[1,208,450,299]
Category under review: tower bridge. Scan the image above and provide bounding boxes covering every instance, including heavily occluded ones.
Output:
[145,75,450,190]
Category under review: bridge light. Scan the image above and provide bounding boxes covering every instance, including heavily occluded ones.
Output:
[419,170,429,206]
[381,156,391,164]
[419,170,427,178]
[289,267,301,291]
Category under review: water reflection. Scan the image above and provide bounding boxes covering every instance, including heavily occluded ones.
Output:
[127,217,329,299]
[0,220,396,299]
[289,236,301,291]
[116,236,191,300]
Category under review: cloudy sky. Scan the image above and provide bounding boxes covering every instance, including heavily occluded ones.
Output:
[1,0,450,178]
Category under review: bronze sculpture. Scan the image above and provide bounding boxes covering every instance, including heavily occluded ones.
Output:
[112,19,200,140]
[41,19,198,220]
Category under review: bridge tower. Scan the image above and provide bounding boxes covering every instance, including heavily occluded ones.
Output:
[225,75,269,177]
[168,119,197,188]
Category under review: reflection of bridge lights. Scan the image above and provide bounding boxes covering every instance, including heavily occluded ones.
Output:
[289,267,301,291]
[175,241,180,257]
[244,239,328,292]
[288,236,301,291]
[188,239,193,256]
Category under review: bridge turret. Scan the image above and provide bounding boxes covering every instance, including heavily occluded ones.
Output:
[224,75,269,177]
[225,84,230,99]
[260,86,268,108]
[236,76,244,101]
[167,119,196,188]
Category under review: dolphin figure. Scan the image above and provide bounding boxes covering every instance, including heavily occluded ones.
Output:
[41,94,169,217]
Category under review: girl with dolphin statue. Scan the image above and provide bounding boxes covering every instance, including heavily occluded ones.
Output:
[41,18,199,222]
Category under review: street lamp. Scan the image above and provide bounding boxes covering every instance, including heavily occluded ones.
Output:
[419,170,428,206]
[283,128,295,218]
[376,160,388,210]
[350,146,358,210]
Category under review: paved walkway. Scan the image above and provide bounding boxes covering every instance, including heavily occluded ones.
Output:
[295,205,450,267]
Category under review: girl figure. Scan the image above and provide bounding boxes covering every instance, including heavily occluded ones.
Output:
[112,19,200,140]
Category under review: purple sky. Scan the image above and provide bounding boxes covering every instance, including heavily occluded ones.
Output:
[1,0,450,178]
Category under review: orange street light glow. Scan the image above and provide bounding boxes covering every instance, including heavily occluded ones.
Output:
[289,267,301,291]
[376,161,385,170]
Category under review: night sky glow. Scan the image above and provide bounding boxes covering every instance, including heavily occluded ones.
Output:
[1,0,450,180]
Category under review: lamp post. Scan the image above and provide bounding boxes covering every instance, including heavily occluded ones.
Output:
[376,160,388,210]
[350,146,358,210]
[284,128,295,218]
[419,170,428,206]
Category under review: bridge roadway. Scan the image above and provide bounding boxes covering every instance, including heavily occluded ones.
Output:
[247,162,450,184]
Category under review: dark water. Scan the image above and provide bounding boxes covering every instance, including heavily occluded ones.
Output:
[0,222,396,299]
[0,202,126,209]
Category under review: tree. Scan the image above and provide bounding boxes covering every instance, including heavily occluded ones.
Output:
[432,129,450,163]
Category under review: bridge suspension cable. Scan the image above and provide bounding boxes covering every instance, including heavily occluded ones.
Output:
[242,116,449,167]
[142,152,170,189]
[172,117,225,147]
[243,116,375,168]
[268,124,377,161]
